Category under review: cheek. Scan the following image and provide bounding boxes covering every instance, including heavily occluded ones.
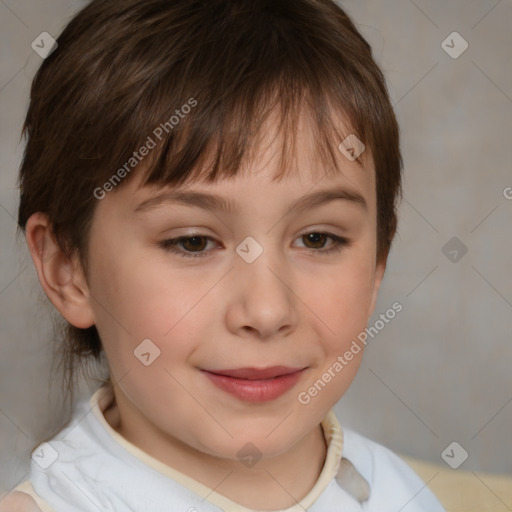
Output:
[305,251,376,335]
[89,247,215,379]
[297,245,376,405]
[89,240,198,333]
[296,267,371,413]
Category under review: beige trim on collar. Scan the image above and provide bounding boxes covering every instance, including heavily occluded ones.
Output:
[92,383,344,512]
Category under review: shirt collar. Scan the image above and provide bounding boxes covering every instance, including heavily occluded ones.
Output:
[90,383,344,512]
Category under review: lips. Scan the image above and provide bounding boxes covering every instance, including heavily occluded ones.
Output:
[205,366,304,380]
[201,366,307,402]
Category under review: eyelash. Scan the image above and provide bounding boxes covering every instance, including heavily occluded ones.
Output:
[159,232,350,259]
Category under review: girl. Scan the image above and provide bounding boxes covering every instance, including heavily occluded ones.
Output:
[1,0,445,510]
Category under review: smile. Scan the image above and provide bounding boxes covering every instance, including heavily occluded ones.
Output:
[201,366,307,402]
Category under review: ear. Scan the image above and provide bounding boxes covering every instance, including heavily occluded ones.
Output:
[25,212,95,329]
[367,256,387,319]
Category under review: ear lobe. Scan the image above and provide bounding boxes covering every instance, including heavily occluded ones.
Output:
[368,257,387,319]
[25,212,95,329]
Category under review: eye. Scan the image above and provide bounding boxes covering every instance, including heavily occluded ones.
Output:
[159,235,216,258]
[159,231,350,258]
[295,231,350,255]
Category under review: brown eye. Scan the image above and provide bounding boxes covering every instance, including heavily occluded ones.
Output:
[160,231,350,259]
[295,231,350,255]
[180,236,208,252]
[302,232,328,249]
[159,235,214,258]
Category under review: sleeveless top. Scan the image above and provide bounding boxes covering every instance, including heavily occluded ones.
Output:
[8,383,445,511]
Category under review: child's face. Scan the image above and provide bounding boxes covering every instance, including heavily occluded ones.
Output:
[82,114,385,460]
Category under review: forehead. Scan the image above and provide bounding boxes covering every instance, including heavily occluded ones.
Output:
[111,106,376,215]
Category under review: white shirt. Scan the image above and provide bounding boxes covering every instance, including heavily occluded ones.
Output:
[3,384,445,512]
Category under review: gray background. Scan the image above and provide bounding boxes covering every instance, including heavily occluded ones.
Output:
[1,0,511,498]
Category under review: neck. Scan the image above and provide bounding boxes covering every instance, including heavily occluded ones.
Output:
[103,391,328,510]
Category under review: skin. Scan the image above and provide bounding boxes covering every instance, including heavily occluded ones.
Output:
[26,111,387,510]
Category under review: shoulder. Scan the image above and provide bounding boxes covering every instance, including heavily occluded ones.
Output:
[0,482,54,512]
[0,491,44,512]
[340,428,445,511]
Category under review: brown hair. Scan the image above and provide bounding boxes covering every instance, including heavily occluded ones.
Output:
[17,0,403,403]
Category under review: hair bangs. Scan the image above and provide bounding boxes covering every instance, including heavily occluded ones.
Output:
[133,53,373,195]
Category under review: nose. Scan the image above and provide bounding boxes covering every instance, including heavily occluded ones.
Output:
[225,245,298,340]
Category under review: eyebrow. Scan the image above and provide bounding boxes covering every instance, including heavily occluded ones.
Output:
[133,185,368,216]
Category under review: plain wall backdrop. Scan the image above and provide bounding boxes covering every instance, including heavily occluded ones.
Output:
[1,0,511,498]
